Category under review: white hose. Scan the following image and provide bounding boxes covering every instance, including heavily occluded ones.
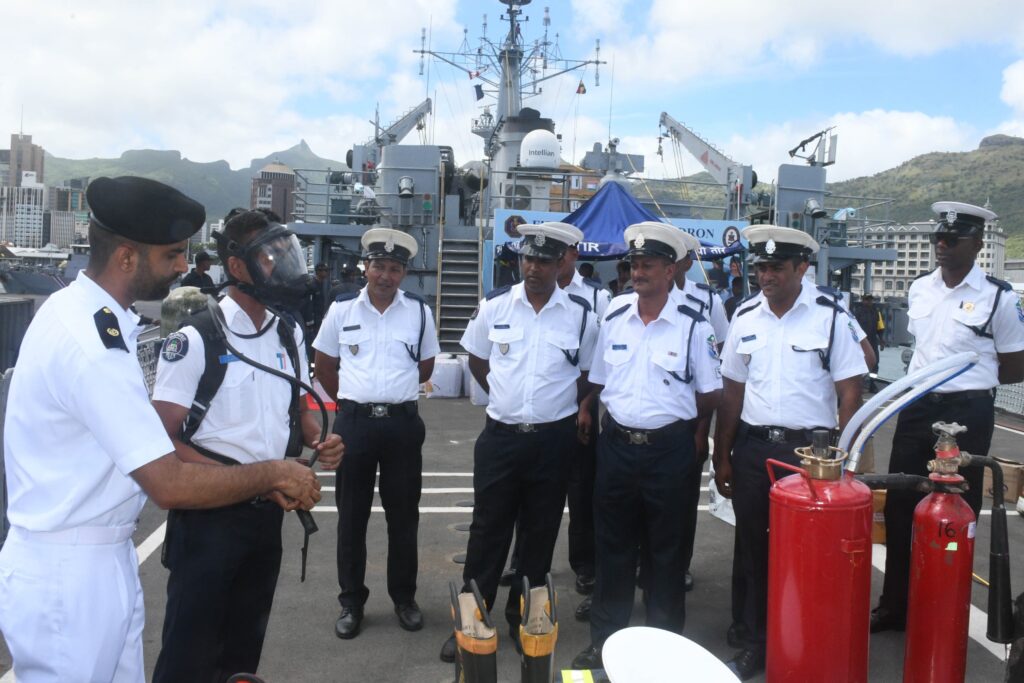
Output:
[841,352,979,472]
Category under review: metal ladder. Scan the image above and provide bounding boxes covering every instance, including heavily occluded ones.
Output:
[436,238,481,352]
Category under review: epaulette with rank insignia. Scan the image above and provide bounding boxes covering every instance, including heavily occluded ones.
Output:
[677,304,707,322]
[567,293,592,311]
[986,275,1012,292]
[485,285,512,301]
[605,303,630,321]
[404,291,428,304]
[335,291,359,303]
[94,307,128,352]
[736,300,762,317]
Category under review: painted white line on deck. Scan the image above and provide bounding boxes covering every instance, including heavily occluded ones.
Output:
[310,505,713,514]
[871,544,1005,661]
[995,422,1024,437]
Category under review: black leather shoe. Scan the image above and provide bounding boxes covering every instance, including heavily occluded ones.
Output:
[440,634,457,663]
[395,601,423,631]
[334,606,363,639]
[726,621,750,649]
[575,573,596,595]
[571,644,603,670]
[499,568,516,587]
[870,606,906,633]
[725,648,765,681]
[574,595,592,622]
[684,571,694,592]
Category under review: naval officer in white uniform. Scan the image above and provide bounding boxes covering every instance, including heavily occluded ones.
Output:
[0,176,321,683]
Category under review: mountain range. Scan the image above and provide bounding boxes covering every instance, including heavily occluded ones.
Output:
[42,135,1024,255]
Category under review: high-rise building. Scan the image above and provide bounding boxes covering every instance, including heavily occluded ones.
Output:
[9,133,44,187]
[43,210,75,248]
[250,161,295,221]
[0,185,46,247]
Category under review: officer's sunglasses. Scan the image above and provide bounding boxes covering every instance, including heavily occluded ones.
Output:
[929,233,965,247]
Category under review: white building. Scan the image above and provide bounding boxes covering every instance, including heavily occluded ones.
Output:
[849,217,1005,298]
[46,210,75,248]
[0,185,46,248]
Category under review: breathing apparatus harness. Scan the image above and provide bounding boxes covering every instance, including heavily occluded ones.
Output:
[183,224,327,581]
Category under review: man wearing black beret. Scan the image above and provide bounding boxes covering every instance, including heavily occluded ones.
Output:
[0,176,323,683]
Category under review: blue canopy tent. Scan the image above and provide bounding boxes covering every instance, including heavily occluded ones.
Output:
[501,182,745,261]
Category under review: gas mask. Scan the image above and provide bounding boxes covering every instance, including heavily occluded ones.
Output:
[214,224,312,311]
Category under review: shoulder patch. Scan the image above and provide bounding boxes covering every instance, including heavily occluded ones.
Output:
[986,275,1012,292]
[334,291,359,303]
[485,284,512,301]
[816,294,843,312]
[736,301,762,317]
[404,291,428,304]
[677,304,707,322]
[93,307,128,352]
[605,303,630,321]
[567,293,592,312]
[161,331,189,362]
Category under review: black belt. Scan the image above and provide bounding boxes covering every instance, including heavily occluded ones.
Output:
[741,422,829,445]
[925,389,995,404]
[338,399,418,418]
[486,414,575,434]
[606,416,693,446]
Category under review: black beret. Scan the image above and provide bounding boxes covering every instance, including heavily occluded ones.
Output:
[86,176,205,245]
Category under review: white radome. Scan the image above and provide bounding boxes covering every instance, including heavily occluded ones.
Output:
[520,129,561,169]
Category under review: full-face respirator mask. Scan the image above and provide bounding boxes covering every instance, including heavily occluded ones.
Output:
[213,223,312,312]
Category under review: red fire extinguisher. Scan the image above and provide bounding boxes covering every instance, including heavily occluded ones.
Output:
[766,430,874,683]
[903,423,1014,683]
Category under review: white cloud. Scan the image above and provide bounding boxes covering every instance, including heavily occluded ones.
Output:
[995,59,1024,136]
[0,0,461,168]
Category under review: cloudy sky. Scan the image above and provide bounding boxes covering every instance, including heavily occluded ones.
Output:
[3,0,1024,183]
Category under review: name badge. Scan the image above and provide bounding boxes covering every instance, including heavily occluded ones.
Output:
[218,353,239,364]
[612,344,627,350]
[343,324,361,331]
[741,334,757,342]
[494,324,511,329]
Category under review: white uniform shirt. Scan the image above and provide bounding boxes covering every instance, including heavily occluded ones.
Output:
[3,272,173,531]
[461,283,598,423]
[152,294,308,465]
[563,270,612,324]
[906,265,1024,391]
[677,278,729,342]
[721,283,867,429]
[313,287,440,403]
[590,295,723,429]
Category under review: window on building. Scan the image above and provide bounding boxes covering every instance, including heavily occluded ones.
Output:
[884,280,893,290]
[897,281,905,291]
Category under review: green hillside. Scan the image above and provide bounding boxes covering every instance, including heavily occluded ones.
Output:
[45,141,346,222]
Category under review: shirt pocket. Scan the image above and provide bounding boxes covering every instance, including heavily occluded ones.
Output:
[545,330,580,364]
[218,365,256,423]
[950,306,993,349]
[602,341,636,367]
[651,348,689,383]
[789,332,831,373]
[391,330,420,363]
[338,329,371,359]
[487,327,524,360]
[735,335,767,364]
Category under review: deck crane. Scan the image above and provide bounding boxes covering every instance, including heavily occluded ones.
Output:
[347,98,434,176]
[658,112,757,221]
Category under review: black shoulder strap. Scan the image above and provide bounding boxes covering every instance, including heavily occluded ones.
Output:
[402,293,428,363]
[695,282,716,314]
[563,293,591,366]
[667,304,705,384]
[486,284,512,301]
[180,309,229,443]
[335,290,359,303]
[965,276,1012,339]
[814,295,843,372]
[275,315,305,459]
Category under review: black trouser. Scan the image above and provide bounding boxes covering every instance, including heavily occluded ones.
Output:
[879,392,993,617]
[729,427,806,651]
[334,403,424,609]
[154,500,284,683]
[590,418,697,647]
[566,400,599,579]
[462,416,575,627]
